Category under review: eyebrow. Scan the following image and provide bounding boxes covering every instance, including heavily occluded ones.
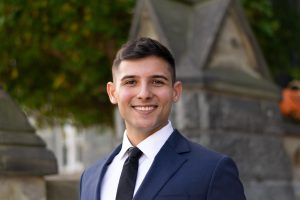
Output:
[152,75,169,81]
[120,75,169,81]
[120,75,136,81]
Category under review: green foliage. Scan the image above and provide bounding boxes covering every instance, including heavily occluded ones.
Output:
[241,0,300,85]
[1,0,299,126]
[0,0,135,126]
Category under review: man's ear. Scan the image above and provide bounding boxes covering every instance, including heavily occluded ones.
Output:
[107,82,117,104]
[172,81,182,103]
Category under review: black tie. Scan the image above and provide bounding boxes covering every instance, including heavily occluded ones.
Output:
[116,147,143,200]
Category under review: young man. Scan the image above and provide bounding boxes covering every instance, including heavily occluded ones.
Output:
[80,37,246,200]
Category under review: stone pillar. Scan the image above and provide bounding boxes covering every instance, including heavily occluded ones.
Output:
[0,88,57,200]
[173,81,295,200]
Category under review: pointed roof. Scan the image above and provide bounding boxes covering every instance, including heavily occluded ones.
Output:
[130,0,271,79]
[130,0,279,99]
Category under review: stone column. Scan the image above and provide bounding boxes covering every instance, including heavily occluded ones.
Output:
[0,88,57,200]
[172,68,295,200]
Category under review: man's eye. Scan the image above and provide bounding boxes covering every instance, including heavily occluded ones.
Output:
[153,80,164,86]
[124,80,136,86]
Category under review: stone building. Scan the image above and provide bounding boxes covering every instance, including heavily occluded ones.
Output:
[124,0,297,199]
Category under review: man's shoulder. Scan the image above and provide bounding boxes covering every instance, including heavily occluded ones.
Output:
[87,157,107,171]
[189,139,224,156]
[84,144,122,175]
[174,132,240,177]
[172,130,229,162]
[188,140,228,162]
[81,157,107,180]
[79,157,106,198]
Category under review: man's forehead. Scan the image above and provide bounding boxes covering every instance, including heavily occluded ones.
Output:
[113,57,171,75]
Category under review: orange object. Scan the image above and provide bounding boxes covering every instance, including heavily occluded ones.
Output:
[280,80,300,121]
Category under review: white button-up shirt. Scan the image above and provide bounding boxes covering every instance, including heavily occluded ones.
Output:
[100,121,174,200]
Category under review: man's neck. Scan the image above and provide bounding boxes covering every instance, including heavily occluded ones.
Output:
[125,122,170,146]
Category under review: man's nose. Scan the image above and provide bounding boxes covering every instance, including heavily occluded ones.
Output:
[137,83,153,100]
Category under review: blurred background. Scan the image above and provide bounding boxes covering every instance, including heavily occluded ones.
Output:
[0,0,300,199]
[0,0,136,174]
[0,0,299,127]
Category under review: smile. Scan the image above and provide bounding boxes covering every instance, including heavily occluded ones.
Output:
[133,106,157,111]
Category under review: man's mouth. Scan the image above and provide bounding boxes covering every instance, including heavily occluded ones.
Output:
[133,105,157,111]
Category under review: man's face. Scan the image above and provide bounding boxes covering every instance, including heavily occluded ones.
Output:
[107,56,182,139]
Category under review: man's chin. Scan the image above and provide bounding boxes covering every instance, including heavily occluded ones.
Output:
[132,122,158,133]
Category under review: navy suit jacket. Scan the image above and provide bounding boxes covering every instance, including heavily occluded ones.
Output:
[80,130,246,200]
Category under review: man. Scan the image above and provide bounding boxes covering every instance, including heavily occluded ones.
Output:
[80,37,246,200]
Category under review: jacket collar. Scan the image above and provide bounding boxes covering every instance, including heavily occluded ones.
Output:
[134,130,190,200]
[96,130,190,200]
[96,144,122,200]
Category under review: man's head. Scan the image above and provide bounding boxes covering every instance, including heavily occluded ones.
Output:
[112,37,176,84]
[107,37,182,144]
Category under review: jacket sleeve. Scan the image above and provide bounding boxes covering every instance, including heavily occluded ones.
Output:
[207,156,246,200]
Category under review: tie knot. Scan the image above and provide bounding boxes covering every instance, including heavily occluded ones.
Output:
[128,147,143,161]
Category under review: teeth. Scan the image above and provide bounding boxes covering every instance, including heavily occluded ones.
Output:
[134,106,155,111]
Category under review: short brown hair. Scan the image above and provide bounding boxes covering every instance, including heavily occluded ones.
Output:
[112,37,176,83]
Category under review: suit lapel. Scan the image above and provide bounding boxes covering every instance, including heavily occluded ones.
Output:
[134,130,190,200]
[96,144,122,200]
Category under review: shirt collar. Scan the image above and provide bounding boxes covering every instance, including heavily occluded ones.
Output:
[119,121,174,161]
[118,131,134,160]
